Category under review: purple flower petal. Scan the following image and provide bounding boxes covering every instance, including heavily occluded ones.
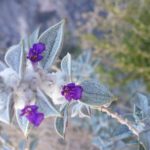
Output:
[61,83,83,101]
[33,43,46,53]
[27,42,46,63]
[27,112,44,127]
[20,105,38,116]
[20,105,44,127]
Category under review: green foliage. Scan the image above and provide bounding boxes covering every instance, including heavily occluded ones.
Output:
[81,0,150,90]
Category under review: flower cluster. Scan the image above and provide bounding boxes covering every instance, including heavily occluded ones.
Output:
[20,105,44,127]
[27,43,46,63]
[22,44,84,126]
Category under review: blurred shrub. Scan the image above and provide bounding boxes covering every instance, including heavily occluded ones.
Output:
[80,0,150,90]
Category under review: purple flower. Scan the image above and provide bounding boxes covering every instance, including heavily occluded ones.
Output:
[27,43,46,63]
[61,83,83,101]
[20,105,44,127]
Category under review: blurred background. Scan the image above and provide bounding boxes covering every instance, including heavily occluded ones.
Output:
[0,0,149,149]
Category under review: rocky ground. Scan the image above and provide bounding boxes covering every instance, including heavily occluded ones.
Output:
[0,119,98,150]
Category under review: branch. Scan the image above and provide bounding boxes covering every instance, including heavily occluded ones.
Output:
[97,106,139,137]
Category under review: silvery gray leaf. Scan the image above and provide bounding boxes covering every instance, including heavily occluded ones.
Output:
[61,53,72,81]
[36,89,60,118]
[24,27,40,52]
[132,93,149,117]
[81,80,115,107]
[38,20,65,71]
[55,103,68,138]
[139,130,150,150]
[0,61,7,72]
[113,124,130,137]
[55,117,65,139]
[18,140,26,150]
[133,105,144,121]
[29,138,38,150]
[4,41,25,79]
[80,104,91,118]
[71,103,80,118]
[19,41,26,78]
[92,137,106,150]
[71,103,91,118]
[15,109,30,136]
[139,144,146,150]
[0,92,13,124]
[29,27,40,48]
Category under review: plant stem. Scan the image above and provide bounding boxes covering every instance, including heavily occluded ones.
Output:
[25,136,29,150]
[97,106,139,137]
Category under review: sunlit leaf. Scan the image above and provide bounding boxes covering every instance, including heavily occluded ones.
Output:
[39,20,65,71]
[15,109,30,136]
[81,80,115,107]
[55,103,68,138]
[0,61,6,72]
[139,130,150,150]
[4,41,25,79]
[36,89,60,118]
[24,27,40,52]
[0,92,13,124]
[61,53,72,81]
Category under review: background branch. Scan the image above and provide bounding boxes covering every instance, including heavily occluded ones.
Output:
[97,106,139,137]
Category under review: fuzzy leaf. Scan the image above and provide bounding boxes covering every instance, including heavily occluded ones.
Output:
[15,109,30,136]
[36,89,60,118]
[38,20,64,71]
[71,103,91,118]
[139,130,150,150]
[19,41,25,78]
[55,103,68,138]
[134,105,144,121]
[29,138,38,150]
[29,27,40,48]
[81,80,115,107]
[0,92,13,124]
[132,93,149,117]
[55,117,65,138]
[139,144,146,150]
[0,61,6,72]
[24,27,40,52]
[61,53,72,81]
[80,105,91,118]
[113,124,130,137]
[18,140,26,150]
[4,42,25,78]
